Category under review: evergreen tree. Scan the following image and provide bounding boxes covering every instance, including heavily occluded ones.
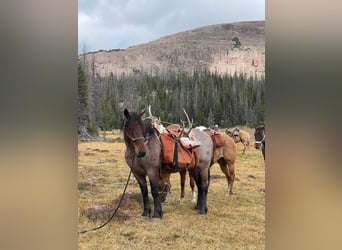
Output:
[78,62,90,137]
[81,66,264,129]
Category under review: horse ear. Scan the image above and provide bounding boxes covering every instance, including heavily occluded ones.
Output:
[124,109,130,118]
[139,109,145,118]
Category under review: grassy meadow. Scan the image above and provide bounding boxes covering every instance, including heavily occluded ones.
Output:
[78,127,265,249]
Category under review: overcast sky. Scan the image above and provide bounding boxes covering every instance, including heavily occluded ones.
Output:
[78,0,265,54]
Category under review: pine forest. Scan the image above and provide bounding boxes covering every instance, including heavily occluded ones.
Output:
[78,61,265,136]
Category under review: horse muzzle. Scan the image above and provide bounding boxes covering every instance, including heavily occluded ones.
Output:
[254,143,261,150]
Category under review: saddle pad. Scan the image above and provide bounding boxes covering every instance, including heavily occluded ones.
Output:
[212,132,225,147]
[202,129,225,147]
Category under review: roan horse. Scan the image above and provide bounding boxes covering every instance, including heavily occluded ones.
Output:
[123,108,212,217]
[149,107,213,215]
[179,123,237,202]
[181,127,214,212]
[226,127,250,154]
[254,126,265,160]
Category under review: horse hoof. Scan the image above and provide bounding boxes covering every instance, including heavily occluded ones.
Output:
[199,211,207,215]
[141,216,150,221]
[151,217,162,222]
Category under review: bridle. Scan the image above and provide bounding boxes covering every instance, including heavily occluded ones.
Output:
[159,182,171,195]
[123,119,146,143]
[125,134,146,142]
[255,134,265,145]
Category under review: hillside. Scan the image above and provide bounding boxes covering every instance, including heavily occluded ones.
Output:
[81,21,265,79]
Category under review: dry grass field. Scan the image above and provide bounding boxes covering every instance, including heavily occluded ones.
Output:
[78,127,265,249]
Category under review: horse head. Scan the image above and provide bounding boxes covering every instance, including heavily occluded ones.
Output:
[123,109,147,158]
[254,126,265,150]
[158,173,171,202]
[226,128,233,137]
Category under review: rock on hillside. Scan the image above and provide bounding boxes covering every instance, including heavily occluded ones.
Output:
[81,21,264,79]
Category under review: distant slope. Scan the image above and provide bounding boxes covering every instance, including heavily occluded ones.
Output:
[81,21,264,78]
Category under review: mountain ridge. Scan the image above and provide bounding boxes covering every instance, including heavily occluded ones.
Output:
[81,21,265,79]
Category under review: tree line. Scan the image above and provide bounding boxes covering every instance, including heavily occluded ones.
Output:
[78,61,265,136]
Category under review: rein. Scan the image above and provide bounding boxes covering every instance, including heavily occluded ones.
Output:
[78,155,135,234]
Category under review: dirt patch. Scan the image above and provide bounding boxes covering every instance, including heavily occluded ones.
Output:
[93,149,110,153]
[81,192,143,223]
[78,181,96,191]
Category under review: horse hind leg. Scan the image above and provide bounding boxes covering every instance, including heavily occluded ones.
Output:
[190,175,197,203]
[199,168,209,214]
[227,162,236,197]
[217,158,234,197]
[190,167,202,211]
[192,167,209,215]
[179,169,186,202]
[242,142,247,155]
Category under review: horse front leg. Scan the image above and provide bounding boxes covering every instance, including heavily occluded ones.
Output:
[179,169,186,202]
[150,180,163,220]
[135,175,150,219]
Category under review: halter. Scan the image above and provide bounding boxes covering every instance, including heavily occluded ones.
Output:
[255,134,265,145]
[123,120,146,143]
[125,134,146,142]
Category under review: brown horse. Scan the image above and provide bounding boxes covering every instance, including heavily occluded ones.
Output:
[179,126,237,201]
[123,109,170,220]
[211,132,237,197]
[123,109,212,216]
[254,126,265,160]
[226,127,250,154]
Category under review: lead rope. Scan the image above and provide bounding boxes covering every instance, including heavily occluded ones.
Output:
[78,155,135,234]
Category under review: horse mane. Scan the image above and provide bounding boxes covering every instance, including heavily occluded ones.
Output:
[144,119,155,136]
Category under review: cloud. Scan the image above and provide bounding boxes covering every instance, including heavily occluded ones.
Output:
[78,0,265,53]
